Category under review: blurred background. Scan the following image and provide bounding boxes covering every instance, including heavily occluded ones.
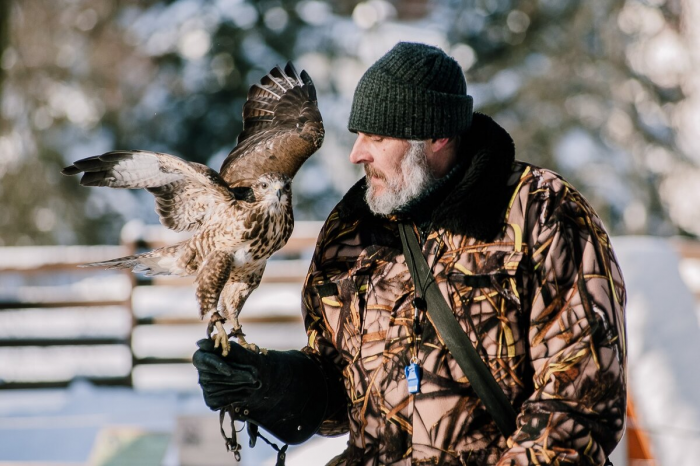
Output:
[1,0,699,464]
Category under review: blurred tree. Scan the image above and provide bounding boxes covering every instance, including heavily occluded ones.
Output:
[439,0,689,235]
[327,0,694,235]
[0,0,695,245]
[0,0,8,93]
[0,0,152,245]
[0,0,340,245]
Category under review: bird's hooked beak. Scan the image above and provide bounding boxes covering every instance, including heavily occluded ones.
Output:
[273,181,284,200]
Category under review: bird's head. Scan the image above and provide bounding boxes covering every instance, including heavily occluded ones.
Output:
[252,173,292,205]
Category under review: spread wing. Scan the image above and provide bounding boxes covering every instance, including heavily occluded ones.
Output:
[219,61,324,185]
[62,150,234,232]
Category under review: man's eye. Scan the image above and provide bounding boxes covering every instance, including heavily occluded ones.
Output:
[371,136,384,142]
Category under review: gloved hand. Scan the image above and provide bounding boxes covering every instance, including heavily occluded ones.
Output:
[193,339,332,445]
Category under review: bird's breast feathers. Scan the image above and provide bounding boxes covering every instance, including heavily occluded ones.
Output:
[232,247,256,268]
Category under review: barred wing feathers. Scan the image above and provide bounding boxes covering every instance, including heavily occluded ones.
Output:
[219,61,324,185]
[62,150,234,232]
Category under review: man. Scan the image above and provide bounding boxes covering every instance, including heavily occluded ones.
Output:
[193,42,627,465]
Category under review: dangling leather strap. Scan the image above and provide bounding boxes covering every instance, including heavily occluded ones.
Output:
[398,222,518,438]
[219,408,242,461]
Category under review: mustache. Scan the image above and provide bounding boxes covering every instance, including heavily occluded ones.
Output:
[364,164,386,181]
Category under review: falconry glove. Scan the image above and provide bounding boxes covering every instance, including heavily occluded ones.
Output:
[193,339,332,446]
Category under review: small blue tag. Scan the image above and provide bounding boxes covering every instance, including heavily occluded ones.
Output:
[405,363,421,394]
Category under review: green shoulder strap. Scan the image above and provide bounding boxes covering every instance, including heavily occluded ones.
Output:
[398,222,517,438]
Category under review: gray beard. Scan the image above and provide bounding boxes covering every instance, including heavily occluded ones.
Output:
[365,140,436,216]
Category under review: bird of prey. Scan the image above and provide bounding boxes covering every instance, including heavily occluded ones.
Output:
[62,62,324,356]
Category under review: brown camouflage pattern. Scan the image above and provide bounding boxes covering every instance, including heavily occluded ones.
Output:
[301,162,627,465]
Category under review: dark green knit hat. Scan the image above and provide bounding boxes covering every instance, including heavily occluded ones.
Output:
[348,42,473,139]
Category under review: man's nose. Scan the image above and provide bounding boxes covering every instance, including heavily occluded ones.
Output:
[349,134,372,165]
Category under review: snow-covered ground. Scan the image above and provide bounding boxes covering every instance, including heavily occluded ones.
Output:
[613,237,700,466]
[0,378,349,465]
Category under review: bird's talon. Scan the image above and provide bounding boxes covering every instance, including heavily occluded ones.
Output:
[212,321,231,357]
[229,326,246,339]
[236,335,266,354]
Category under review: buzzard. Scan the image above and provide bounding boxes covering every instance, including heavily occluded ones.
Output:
[62,62,324,356]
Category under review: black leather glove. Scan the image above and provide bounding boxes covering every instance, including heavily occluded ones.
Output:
[193,338,332,445]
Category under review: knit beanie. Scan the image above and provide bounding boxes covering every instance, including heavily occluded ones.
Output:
[348,42,473,139]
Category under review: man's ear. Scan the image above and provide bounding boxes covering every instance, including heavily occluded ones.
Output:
[429,137,451,154]
[425,136,459,178]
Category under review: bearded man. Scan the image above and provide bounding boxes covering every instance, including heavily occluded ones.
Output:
[193,42,627,465]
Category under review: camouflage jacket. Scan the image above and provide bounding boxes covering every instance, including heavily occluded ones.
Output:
[300,114,627,465]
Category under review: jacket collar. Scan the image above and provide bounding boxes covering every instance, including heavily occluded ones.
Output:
[336,113,516,241]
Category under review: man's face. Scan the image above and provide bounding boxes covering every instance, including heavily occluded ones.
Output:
[349,132,435,215]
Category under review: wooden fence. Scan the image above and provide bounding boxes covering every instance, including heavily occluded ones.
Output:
[2,231,700,390]
[0,221,322,390]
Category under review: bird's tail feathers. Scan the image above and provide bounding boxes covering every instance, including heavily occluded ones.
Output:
[81,250,180,277]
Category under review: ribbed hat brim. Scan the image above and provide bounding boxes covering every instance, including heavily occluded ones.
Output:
[348,77,473,139]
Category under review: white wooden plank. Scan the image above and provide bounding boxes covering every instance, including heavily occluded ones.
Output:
[131,364,198,392]
[0,275,132,304]
[131,325,203,360]
[0,306,132,340]
[0,345,132,382]
[131,321,308,360]
[0,246,130,271]
[263,259,310,282]
[131,283,303,320]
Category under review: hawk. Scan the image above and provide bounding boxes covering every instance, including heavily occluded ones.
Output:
[62,62,324,356]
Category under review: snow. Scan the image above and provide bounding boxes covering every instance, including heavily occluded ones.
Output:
[0,379,346,465]
[613,236,700,465]
[0,380,178,463]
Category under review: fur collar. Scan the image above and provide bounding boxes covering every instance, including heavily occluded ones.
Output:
[336,113,516,241]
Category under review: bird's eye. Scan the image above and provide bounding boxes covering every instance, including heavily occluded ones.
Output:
[261,182,268,189]
[284,184,291,191]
